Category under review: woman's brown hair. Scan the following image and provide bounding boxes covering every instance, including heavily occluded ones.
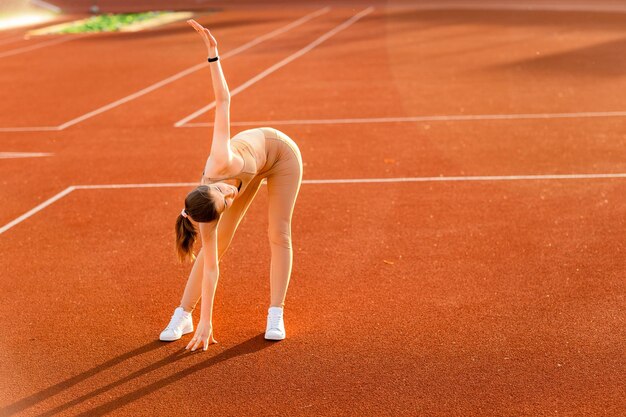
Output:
[175,185,220,262]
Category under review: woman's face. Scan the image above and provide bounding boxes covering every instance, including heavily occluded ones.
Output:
[206,182,238,214]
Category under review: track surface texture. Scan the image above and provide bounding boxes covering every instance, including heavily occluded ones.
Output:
[1,1,625,416]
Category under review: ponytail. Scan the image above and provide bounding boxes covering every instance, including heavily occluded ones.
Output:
[175,213,197,262]
[175,185,221,262]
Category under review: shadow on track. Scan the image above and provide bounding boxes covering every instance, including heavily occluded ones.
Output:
[374,8,626,32]
[7,333,273,417]
[0,340,166,416]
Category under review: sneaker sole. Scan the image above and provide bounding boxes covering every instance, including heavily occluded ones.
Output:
[159,324,194,342]
[264,331,286,341]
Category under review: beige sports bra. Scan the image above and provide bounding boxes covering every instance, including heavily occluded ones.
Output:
[201,139,259,194]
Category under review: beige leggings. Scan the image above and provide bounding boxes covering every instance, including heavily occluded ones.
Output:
[180,128,303,311]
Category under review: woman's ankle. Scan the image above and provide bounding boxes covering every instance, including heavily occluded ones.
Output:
[180,305,194,313]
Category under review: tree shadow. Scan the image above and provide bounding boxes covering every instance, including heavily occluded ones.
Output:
[22,334,273,417]
[0,340,166,416]
[374,8,626,32]
[491,37,626,78]
[425,32,537,60]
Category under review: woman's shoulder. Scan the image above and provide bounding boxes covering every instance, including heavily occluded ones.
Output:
[203,130,265,179]
[233,128,266,141]
[203,142,244,179]
[202,161,231,179]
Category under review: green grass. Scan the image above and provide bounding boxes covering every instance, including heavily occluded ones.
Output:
[58,11,167,33]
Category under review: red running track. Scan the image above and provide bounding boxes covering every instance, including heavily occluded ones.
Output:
[0,2,625,416]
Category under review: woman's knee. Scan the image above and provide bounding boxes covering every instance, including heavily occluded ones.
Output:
[268,225,292,249]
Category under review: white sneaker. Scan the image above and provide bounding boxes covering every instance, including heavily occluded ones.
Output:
[265,306,286,340]
[159,307,193,341]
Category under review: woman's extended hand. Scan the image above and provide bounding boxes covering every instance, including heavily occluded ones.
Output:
[185,319,218,351]
[187,19,218,57]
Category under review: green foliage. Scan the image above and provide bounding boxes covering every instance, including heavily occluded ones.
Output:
[58,11,167,33]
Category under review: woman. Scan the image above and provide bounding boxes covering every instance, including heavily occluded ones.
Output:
[159,20,303,351]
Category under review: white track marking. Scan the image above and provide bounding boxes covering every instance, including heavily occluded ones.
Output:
[301,173,626,184]
[175,7,375,127]
[55,63,209,130]
[0,126,59,132]
[0,35,85,59]
[31,0,62,13]
[0,186,75,235]
[3,171,626,235]
[74,183,198,190]
[220,7,329,59]
[73,173,626,190]
[0,8,328,132]
[6,110,626,135]
[181,111,626,128]
[54,8,330,131]
[0,152,52,159]
[0,35,28,46]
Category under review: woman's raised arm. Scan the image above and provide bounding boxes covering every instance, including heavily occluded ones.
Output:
[188,20,232,168]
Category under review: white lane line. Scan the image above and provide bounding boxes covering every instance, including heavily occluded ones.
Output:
[74,173,626,190]
[15,107,626,132]
[0,35,28,46]
[0,186,75,235]
[0,126,59,132]
[0,35,86,59]
[175,6,375,127]
[220,7,330,59]
[182,111,626,127]
[55,8,330,131]
[0,8,328,132]
[31,0,62,13]
[302,173,626,183]
[75,183,198,190]
[4,171,626,235]
[0,152,53,159]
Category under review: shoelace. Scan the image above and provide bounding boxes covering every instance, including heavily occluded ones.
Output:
[268,314,282,330]
[166,312,187,331]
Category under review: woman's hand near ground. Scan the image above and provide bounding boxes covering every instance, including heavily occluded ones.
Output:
[185,318,218,351]
[187,19,218,58]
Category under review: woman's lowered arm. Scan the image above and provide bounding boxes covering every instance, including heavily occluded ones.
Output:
[185,221,219,351]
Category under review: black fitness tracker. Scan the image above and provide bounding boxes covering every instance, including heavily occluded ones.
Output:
[208,56,219,63]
